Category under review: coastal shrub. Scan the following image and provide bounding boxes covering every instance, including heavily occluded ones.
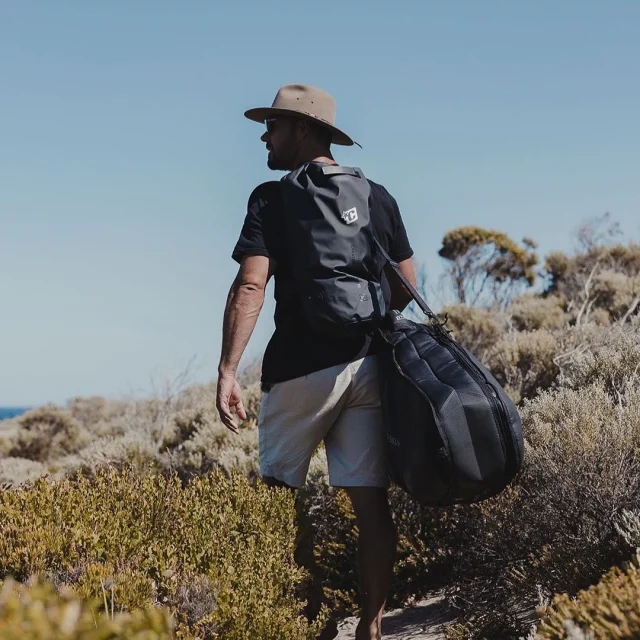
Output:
[37,403,260,486]
[485,323,610,404]
[0,466,325,639]
[66,395,131,438]
[0,458,48,486]
[8,406,89,463]
[0,435,12,458]
[439,371,640,638]
[545,242,640,297]
[55,430,162,479]
[303,484,359,615]
[487,329,561,403]
[509,294,567,332]
[240,382,263,426]
[160,408,259,482]
[440,304,503,359]
[591,270,640,322]
[0,577,173,640]
[536,554,640,639]
[556,324,640,394]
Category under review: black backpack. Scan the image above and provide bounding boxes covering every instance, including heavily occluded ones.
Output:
[279,161,387,337]
[374,241,525,505]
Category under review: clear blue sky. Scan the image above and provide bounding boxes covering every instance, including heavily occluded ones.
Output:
[1,1,638,406]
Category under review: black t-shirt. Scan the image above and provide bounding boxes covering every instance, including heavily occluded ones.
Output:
[232,171,414,387]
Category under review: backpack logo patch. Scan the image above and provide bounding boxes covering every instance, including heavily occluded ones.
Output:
[341,207,358,225]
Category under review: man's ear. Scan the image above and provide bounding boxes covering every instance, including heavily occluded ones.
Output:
[296,118,310,141]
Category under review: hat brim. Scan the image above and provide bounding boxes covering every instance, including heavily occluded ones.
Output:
[244,106,357,147]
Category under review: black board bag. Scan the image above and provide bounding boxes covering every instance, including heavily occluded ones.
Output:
[375,239,525,506]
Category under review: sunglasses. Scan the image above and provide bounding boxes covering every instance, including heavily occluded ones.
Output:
[265,118,279,135]
[265,116,296,135]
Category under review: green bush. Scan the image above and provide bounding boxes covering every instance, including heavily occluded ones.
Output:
[0,577,173,639]
[536,553,640,639]
[0,467,325,640]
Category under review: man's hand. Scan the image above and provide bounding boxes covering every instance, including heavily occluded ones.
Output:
[216,255,273,433]
[216,374,247,433]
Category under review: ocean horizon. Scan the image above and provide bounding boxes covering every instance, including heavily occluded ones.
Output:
[0,407,30,421]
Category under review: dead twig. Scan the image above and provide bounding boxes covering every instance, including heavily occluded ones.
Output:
[575,261,601,326]
[617,296,640,326]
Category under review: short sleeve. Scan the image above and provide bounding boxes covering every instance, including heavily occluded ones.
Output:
[388,197,414,262]
[232,182,282,264]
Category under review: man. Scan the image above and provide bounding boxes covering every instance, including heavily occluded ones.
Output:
[217,84,417,640]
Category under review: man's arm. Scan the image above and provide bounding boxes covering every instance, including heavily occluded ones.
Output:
[217,254,274,432]
[385,257,417,312]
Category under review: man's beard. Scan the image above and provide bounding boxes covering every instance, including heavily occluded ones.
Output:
[267,150,290,171]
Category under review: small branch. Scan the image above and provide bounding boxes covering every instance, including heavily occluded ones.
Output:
[617,296,640,326]
[584,296,598,324]
[470,271,492,307]
[553,343,589,369]
[575,262,600,326]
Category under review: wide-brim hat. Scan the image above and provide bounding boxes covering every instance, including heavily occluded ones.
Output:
[244,83,359,147]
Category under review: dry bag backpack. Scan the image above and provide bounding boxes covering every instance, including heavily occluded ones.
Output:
[375,240,525,506]
[279,161,387,337]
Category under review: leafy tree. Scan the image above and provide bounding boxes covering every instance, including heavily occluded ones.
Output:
[438,226,538,308]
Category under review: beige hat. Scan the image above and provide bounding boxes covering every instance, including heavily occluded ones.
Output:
[244,83,359,147]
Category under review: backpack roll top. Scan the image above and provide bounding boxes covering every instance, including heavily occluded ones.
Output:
[280,162,387,336]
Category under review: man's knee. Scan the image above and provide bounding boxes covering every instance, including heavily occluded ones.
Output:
[342,487,394,527]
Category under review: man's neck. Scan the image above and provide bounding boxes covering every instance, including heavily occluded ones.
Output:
[311,155,336,165]
[292,148,336,169]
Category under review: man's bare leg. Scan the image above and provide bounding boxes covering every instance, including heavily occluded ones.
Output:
[343,487,396,640]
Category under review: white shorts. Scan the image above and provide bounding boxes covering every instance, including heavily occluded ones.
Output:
[257,355,389,488]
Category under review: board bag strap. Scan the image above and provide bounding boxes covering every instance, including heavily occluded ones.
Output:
[373,237,439,322]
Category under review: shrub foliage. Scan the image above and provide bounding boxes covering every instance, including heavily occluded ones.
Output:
[537,553,640,639]
[0,467,324,639]
[0,577,173,639]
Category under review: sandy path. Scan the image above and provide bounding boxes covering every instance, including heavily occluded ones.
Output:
[335,593,454,640]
